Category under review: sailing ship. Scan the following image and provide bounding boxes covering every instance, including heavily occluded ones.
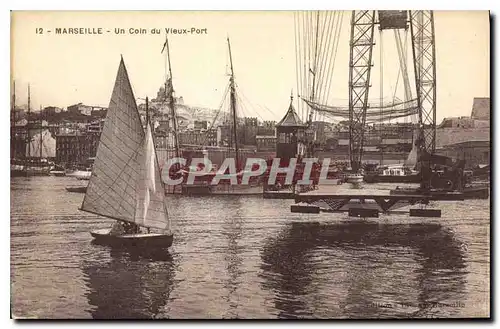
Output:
[11,84,53,177]
[171,38,264,195]
[79,57,173,249]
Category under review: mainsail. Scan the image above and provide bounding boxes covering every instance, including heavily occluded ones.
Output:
[81,57,170,231]
[404,129,419,169]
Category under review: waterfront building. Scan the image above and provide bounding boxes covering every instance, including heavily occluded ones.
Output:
[55,132,100,167]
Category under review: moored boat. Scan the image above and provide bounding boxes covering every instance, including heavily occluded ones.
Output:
[390,185,489,200]
[364,164,420,183]
[66,186,87,193]
[50,165,66,177]
[11,160,27,177]
[345,173,364,184]
[73,170,92,180]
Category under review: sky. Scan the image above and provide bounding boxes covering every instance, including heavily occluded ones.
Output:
[10,11,489,124]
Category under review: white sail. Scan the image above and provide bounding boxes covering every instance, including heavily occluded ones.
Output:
[26,129,56,158]
[134,123,170,230]
[81,57,169,230]
[404,129,419,169]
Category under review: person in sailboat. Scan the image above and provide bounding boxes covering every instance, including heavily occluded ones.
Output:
[124,222,141,234]
[109,221,141,236]
[109,221,126,236]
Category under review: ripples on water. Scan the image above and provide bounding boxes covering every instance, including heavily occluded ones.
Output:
[10,177,490,319]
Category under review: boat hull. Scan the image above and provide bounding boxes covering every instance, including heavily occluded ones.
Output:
[168,184,264,196]
[364,174,421,184]
[11,167,51,177]
[50,171,66,177]
[390,186,490,200]
[11,169,28,177]
[90,229,173,249]
[345,175,364,184]
[67,170,92,180]
[66,186,87,193]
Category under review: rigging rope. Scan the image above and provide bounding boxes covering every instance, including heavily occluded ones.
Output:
[294,12,302,121]
[302,97,419,124]
[294,11,344,126]
[199,81,230,147]
[323,12,344,114]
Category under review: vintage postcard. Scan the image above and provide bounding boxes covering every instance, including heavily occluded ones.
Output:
[10,10,490,319]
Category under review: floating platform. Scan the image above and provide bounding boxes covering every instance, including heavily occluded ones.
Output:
[348,208,379,218]
[409,208,442,217]
[293,192,464,215]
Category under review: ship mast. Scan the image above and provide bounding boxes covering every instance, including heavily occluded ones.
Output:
[146,96,150,125]
[39,105,43,160]
[227,37,239,171]
[309,11,320,125]
[164,35,180,159]
[26,84,31,165]
[11,81,15,158]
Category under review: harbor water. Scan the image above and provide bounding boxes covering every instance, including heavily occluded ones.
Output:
[11,176,490,319]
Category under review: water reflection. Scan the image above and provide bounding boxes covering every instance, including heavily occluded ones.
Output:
[221,197,244,318]
[82,246,175,319]
[260,221,467,319]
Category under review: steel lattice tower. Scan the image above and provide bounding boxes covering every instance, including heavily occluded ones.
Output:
[347,10,437,172]
[348,10,376,173]
[409,10,437,154]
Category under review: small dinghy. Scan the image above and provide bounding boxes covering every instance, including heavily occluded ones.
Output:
[50,165,66,177]
[66,186,87,193]
[79,56,173,250]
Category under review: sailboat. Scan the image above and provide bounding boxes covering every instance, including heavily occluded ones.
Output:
[363,129,420,184]
[11,84,53,177]
[177,38,263,195]
[80,56,173,249]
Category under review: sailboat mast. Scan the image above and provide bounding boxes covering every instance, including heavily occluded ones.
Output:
[27,84,31,162]
[165,35,180,159]
[12,81,15,120]
[11,81,15,158]
[227,38,239,170]
[311,11,320,102]
[308,11,320,126]
[39,105,43,159]
[146,96,150,125]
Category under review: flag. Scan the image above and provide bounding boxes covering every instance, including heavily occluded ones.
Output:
[161,36,168,54]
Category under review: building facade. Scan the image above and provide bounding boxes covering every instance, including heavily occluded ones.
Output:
[55,133,100,167]
[438,140,490,168]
